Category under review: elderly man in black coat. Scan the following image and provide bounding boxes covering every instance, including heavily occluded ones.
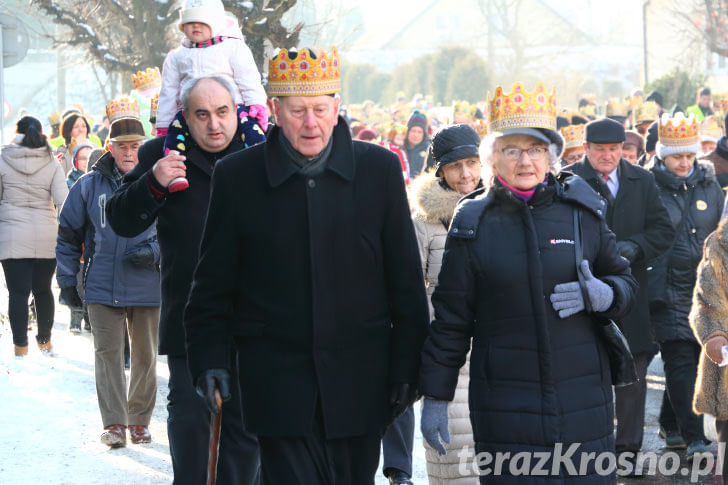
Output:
[568,117,674,467]
[183,47,430,484]
[106,77,260,485]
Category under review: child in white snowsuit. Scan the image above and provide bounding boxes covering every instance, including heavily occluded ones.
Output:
[157,0,268,191]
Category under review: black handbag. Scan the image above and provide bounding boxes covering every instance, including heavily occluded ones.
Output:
[573,208,638,387]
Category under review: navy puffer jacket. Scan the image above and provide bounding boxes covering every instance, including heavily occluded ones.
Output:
[56,152,160,307]
[420,174,637,484]
[648,160,724,342]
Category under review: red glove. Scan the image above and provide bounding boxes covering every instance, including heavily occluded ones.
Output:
[248,104,268,128]
[156,127,168,137]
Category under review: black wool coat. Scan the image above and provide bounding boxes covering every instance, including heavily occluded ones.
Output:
[648,161,724,343]
[183,120,430,439]
[420,175,637,483]
[106,136,245,356]
[568,158,674,353]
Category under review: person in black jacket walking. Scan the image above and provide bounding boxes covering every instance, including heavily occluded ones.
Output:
[106,76,260,485]
[420,83,637,483]
[405,110,431,177]
[647,113,724,461]
[568,117,674,470]
[183,47,429,484]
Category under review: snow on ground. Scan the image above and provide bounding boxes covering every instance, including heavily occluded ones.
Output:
[0,275,428,484]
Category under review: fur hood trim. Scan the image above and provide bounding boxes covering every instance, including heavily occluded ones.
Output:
[409,173,462,225]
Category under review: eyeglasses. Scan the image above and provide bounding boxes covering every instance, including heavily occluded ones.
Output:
[500,146,548,161]
[564,153,583,163]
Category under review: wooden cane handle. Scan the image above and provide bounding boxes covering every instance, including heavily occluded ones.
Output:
[206,388,224,485]
[214,388,222,413]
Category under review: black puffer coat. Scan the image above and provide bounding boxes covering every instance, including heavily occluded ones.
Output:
[420,174,637,484]
[648,160,724,343]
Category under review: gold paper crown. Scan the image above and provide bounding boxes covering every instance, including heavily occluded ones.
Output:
[473,118,488,137]
[559,124,586,150]
[106,97,141,124]
[633,101,658,125]
[605,98,630,117]
[150,93,159,120]
[453,100,477,121]
[131,67,161,92]
[267,47,341,97]
[658,113,699,147]
[48,112,60,125]
[487,82,557,133]
[718,98,728,114]
[700,115,723,141]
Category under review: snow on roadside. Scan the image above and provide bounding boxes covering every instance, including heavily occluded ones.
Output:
[0,281,172,485]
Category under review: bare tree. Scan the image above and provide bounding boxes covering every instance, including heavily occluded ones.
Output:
[474,0,594,88]
[671,0,728,57]
[29,0,301,84]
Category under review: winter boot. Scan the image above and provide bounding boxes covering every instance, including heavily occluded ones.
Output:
[686,441,711,462]
[658,425,686,449]
[14,345,28,357]
[69,312,82,334]
[36,337,54,356]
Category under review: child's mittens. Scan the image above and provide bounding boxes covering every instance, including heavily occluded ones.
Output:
[248,104,268,128]
[156,127,168,138]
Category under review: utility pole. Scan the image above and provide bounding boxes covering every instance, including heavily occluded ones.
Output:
[643,0,651,86]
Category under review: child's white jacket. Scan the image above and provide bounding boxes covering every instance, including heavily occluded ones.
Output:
[157,22,266,130]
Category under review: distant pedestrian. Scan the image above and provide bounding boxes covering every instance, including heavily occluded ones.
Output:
[0,115,68,357]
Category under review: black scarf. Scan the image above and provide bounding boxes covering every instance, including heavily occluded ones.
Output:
[279,132,334,177]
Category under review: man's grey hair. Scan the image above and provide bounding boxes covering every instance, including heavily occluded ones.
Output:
[479,132,560,187]
[180,76,237,113]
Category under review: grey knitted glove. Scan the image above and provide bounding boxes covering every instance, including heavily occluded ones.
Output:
[550,260,614,318]
[421,398,450,455]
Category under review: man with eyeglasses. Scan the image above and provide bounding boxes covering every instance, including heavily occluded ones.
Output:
[568,117,673,475]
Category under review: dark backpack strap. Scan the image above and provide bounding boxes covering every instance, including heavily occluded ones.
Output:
[573,207,593,313]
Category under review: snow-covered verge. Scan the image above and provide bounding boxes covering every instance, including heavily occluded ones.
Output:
[0,301,173,484]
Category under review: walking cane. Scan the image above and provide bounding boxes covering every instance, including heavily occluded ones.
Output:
[206,388,223,485]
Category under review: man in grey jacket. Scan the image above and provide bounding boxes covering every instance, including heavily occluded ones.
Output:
[56,101,161,449]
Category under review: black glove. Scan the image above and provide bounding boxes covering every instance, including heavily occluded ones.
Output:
[390,383,418,419]
[616,240,642,264]
[123,244,155,268]
[59,286,83,308]
[196,368,231,415]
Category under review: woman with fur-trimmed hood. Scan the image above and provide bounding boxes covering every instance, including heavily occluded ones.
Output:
[690,216,728,480]
[410,124,482,485]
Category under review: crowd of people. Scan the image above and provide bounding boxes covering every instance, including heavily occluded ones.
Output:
[5,0,728,484]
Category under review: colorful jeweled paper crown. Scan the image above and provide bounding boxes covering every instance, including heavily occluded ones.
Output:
[453,100,477,121]
[106,97,141,124]
[559,124,586,150]
[700,115,723,141]
[131,67,162,92]
[633,101,659,125]
[48,112,61,125]
[473,118,488,137]
[605,98,630,117]
[487,82,557,133]
[267,46,341,97]
[658,113,699,147]
[149,92,159,121]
